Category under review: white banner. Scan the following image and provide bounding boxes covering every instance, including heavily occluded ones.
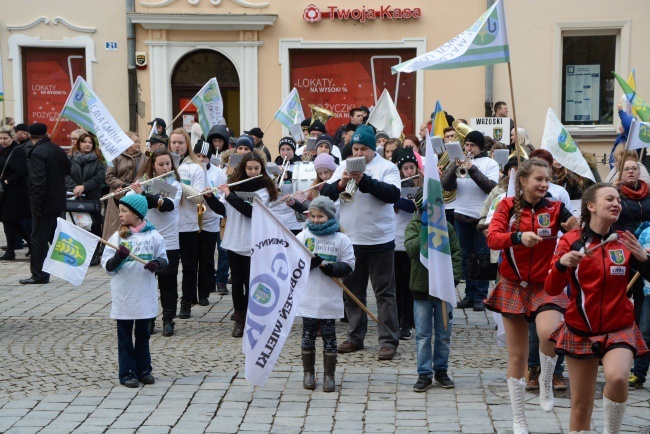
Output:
[627,118,650,151]
[191,78,224,137]
[43,218,100,287]
[244,197,313,387]
[367,89,404,138]
[274,87,305,129]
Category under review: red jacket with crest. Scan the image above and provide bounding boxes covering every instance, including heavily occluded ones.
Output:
[488,196,572,284]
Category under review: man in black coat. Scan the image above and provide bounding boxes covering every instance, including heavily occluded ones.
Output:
[20,123,71,284]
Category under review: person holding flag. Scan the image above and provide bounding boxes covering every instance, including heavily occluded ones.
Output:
[485,158,578,433]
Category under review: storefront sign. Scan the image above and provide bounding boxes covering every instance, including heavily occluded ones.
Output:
[470,117,507,142]
[303,4,421,23]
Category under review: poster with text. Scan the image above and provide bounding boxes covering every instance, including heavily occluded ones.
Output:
[564,65,600,123]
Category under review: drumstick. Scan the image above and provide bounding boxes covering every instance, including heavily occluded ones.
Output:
[584,233,619,255]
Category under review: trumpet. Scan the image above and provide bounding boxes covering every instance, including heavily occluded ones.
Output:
[339,179,358,204]
[455,152,474,178]
[100,171,174,201]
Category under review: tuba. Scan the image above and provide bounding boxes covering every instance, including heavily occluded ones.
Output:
[451,120,472,146]
[309,104,335,126]
[509,145,529,161]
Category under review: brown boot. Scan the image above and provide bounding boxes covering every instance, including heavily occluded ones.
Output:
[323,352,337,392]
[232,311,245,338]
[301,350,316,390]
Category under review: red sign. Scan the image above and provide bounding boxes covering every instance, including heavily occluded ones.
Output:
[303,4,421,23]
[23,48,85,147]
[290,49,416,135]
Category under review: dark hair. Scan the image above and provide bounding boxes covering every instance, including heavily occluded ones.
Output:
[349,108,363,118]
[494,101,507,112]
[580,182,617,232]
[403,134,421,148]
[443,126,455,135]
[228,152,278,201]
[529,149,554,167]
[137,148,180,182]
[512,158,550,230]
[72,132,103,160]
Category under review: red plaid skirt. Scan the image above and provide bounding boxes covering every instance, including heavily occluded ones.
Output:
[550,322,649,359]
[484,277,568,322]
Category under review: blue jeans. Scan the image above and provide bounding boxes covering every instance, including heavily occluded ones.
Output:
[116,319,152,383]
[632,295,650,384]
[414,299,453,377]
[455,218,489,302]
[528,322,564,375]
[215,235,229,285]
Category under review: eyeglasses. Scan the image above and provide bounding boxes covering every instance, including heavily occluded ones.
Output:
[623,167,639,172]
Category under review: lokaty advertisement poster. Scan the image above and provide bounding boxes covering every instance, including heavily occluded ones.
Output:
[289,49,416,136]
[23,48,85,148]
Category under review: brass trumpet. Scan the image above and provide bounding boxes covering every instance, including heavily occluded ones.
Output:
[339,180,358,204]
[309,104,335,125]
[455,152,474,178]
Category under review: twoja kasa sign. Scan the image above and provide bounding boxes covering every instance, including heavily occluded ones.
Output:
[303,4,422,23]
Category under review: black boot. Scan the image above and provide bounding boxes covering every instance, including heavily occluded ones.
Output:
[148,318,156,335]
[232,311,245,338]
[90,244,102,266]
[0,250,15,260]
[178,300,191,319]
[162,309,175,337]
[323,352,337,392]
[302,350,316,390]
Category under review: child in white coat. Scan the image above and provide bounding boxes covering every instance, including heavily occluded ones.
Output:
[102,194,168,388]
[296,196,355,392]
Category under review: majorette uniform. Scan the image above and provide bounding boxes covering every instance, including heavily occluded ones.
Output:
[544,227,649,358]
[485,196,573,320]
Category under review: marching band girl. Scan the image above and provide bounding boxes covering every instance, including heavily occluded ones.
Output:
[271,137,303,235]
[287,152,338,215]
[545,183,650,434]
[486,158,578,433]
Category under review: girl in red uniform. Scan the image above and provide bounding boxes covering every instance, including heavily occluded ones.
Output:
[545,183,649,434]
[486,158,578,434]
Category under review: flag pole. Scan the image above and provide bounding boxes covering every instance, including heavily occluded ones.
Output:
[262,117,274,134]
[442,302,449,330]
[98,238,148,265]
[167,99,195,131]
[50,117,64,140]
[507,63,521,166]
[327,275,379,323]
[617,140,631,182]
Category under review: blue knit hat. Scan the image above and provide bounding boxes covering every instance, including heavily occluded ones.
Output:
[119,194,148,220]
[236,135,255,152]
[351,125,377,151]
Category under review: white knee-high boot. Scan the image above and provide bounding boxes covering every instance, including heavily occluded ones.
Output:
[507,377,529,434]
[603,396,626,434]
[538,351,557,412]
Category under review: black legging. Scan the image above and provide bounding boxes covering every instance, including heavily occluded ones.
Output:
[394,251,413,329]
[302,318,337,352]
[2,221,31,253]
[179,231,198,302]
[157,249,180,321]
[227,250,251,312]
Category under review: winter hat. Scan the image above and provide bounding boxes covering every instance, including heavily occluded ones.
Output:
[351,125,377,151]
[316,134,334,150]
[392,147,418,170]
[465,130,486,151]
[149,134,168,146]
[119,194,148,220]
[14,123,28,133]
[414,188,424,210]
[278,136,296,152]
[244,127,264,139]
[147,117,167,129]
[375,131,390,141]
[28,123,47,136]
[193,139,213,159]
[308,120,327,135]
[206,124,229,144]
[301,118,312,129]
[344,123,358,133]
[236,135,255,152]
[309,196,337,220]
[313,153,337,172]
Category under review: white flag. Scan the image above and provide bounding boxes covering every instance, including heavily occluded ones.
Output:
[191,77,224,138]
[367,89,403,139]
[244,197,313,387]
[541,108,595,182]
[60,77,133,163]
[43,218,100,287]
[627,118,650,150]
[274,88,305,129]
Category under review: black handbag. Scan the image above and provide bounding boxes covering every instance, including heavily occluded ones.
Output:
[466,253,498,281]
[66,198,101,214]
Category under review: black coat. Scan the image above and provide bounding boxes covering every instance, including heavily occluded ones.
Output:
[65,153,106,201]
[28,137,71,215]
[614,191,650,234]
[0,142,31,222]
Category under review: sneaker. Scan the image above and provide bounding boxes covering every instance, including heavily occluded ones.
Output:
[527,366,540,390]
[413,375,433,392]
[629,374,644,389]
[472,300,485,311]
[434,371,454,389]
[216,284,229,295]
[122,378,139,388]
[552,373,567,390]
[457,298,473,309]
[140,374,155,385]
[198,298,209,306]
[399,327,412,340]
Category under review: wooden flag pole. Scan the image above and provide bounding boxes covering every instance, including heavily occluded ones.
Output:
[507,62,521,167]
[262,117,274,134]
[98,238,148,265]
[441,302,449,330]
[327,275,379,323]
[167,99,195,131]
[49,117,64,140]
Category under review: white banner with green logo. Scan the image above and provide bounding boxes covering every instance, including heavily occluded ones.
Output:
[540,108,595,182]
[627,118,650,151]
[43,218,100,287]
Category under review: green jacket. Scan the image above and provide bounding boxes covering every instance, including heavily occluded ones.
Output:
[404,210,462,297]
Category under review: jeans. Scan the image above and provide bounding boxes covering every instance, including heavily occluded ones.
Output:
[116,319,152,382]
[632,295,650,384]
[227,251,251,312]
[179,231,198,302]
[215,235,229,285]
[394,251,413,329]
[157,249,179,320]
[528,322,564,375]
[455,218,489,302]
[342,249,399,349]
[197,230,218,298]
[30,213,60,280]
[414,299,453,376]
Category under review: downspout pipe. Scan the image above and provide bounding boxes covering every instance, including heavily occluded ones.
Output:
[127,0,137,131]
[485,0,495,116]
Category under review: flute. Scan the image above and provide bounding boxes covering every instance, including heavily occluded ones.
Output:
[186,174,264,200]
[100,171,174,201]
[401,174,421,183]
[269,181,327,208]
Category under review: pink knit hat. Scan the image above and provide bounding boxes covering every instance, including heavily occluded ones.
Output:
[313,153,337,172]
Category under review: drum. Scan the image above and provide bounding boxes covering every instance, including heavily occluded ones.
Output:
[292,161,316,193]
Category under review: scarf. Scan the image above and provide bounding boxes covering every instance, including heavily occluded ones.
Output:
[73,151,97,165]
[621,179,649,201]
[307,219,340,236]
[128,220,146,234]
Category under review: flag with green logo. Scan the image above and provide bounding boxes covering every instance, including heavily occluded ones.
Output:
[274,88,305,129]
[43,218,100,286]
[191,77,224,137]
[60,76,133,162]
[613,71,649,122]
[541,108,595,182]
[627,118,650,151]
[392,0,509,73]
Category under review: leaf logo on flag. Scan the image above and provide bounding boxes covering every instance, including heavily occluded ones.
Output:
[51,232,87,267]
[426,181,451,255]
[474,8,499,45]
[558,128,577,153]
[250,276,278,307]
[640,123,650,144]
[203,83,221,103]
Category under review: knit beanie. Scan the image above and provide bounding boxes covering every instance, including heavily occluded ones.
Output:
[315,134,334,150]
[465,130,486,150]
[313,153,337,172]
[149,134,168,146]
[392,147,418,170]
[308,196,337,220]
[308,120,327,135]
[193,139,213,159]
[278,136,296,152]
[351,125,377,151]
[119,194,148,220]
[375,131,390,141]
[236,135,255,152]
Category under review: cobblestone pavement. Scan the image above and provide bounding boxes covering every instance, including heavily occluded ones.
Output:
[0,244,648,433]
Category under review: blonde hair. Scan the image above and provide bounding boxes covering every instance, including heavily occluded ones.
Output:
[613,143,638,164]
[0,125,14,138]
[170,128,202,166]
[512,158,550,230]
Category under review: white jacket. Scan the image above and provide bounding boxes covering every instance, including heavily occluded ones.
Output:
[177,158,207,232]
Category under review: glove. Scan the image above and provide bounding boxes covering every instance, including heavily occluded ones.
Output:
[319,263,334,276]
[144,260,160,273]
[116,245,130,260]
[310,255,323,270]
